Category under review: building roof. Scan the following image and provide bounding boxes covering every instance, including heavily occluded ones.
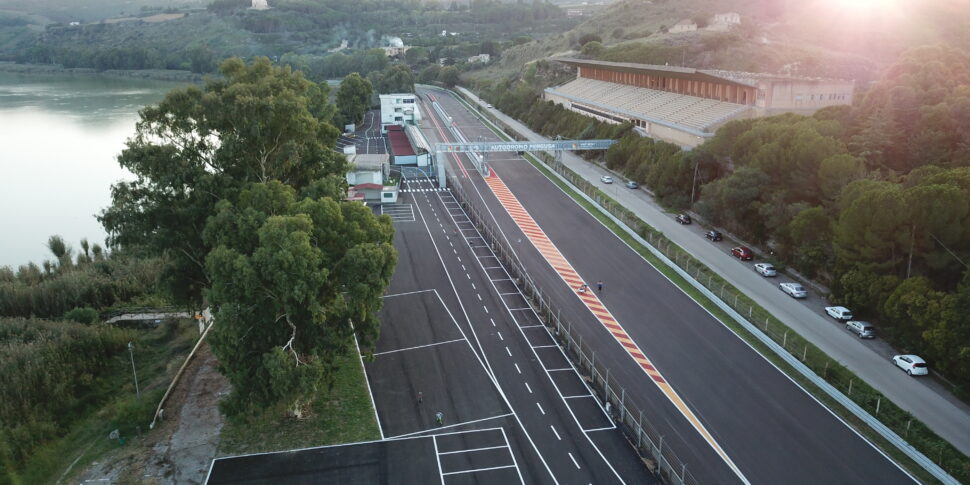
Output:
[387,125,416,156]
[353,183,384,191]
[350,153,389,171]
[556,58,854,88]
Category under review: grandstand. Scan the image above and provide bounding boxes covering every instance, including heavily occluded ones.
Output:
[545,58,854,148]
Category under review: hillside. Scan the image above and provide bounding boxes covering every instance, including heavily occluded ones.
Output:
[474,0,969,84]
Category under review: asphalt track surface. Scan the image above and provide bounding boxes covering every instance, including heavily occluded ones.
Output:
[337,109,388,155]
[418,86,916,484]
[208,167,656,484]
[453,89,970,457]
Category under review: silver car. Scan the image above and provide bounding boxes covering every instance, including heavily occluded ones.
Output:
[779,282,807,298]
[600,175,614,184]
[754,263,777,277]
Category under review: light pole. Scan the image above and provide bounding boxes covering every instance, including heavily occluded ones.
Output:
[128,341,140,400]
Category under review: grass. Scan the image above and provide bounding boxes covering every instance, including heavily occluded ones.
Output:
[15,318,198,484]
[449,89,966,483]
[218,346,380,456]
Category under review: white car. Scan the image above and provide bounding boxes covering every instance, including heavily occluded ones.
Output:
[487,103,493,108]
[892,355,929,376]
[825,306,853,321]
[754,263,777,277]
[779,282,807,298]
[600,175,614,184]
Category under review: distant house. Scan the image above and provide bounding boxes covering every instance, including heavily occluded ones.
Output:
[467,54,491,64]
[566,9,584,17]
[669,19,697,33]
[708,12,741,31]
[68,21,80,26]
[383,36,410,58]
[345,153,397,203]
[250,0,270,10]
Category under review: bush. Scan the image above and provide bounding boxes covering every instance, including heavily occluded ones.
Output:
[64,306,99,324]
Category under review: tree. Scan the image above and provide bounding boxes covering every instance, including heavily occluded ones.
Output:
[437,65,460,88]
[418,64,441,84]
[581,41,604,57]
[372,64,415,94]
[205,181,396,416]
[99,57,345,305]
[336,72,374,128]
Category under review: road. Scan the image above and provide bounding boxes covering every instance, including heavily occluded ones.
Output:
[453,87,970,458]
[419,86,917,484]
[376,172,656,483]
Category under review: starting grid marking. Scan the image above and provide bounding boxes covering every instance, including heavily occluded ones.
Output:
[401,187,451,193]
[432,428,524,483]
[482,168,743,473]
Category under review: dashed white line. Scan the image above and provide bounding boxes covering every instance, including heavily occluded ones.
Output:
[505,346,511,356]
[483,306,489,314]
[536,402,545,415]
[471,283,476,290]
[515,363,521,374]
[550,425,561,440]
[525,382,533,394]
[477,294,482,301]
[568,452,581,469]
[497,331,503,341]
[490,318,496,327]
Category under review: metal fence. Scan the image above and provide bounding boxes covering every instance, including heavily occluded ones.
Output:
[448,176,699,485]
[447,87,965,483]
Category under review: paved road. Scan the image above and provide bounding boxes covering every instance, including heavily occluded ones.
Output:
[452,87,970,458]
[420,87,917,484]
[376,175,656,484]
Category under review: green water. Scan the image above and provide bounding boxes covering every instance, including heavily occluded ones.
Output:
[0,72,188,268]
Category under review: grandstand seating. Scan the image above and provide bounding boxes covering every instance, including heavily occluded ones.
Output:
[548,78,750,132]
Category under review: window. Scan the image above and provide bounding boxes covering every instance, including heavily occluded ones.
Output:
[383,192,394,199]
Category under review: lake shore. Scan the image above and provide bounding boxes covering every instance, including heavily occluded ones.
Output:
[0,62,204,83]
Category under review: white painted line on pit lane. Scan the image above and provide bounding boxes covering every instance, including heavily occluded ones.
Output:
[568,452,581,470]
[383,289,435,298]
[497,331,503,341]
[532,345,557,349]
[525,382,532,394]
[490,318,496,327]
[441,465,518,476]
[505,346,511,356]
[583,426,616,432]
[433,435,445,484]
[466,274,471,279]
[499,426,527,485]
[371,338,465,357]
[536,402,545,415]
[462,264,466,271]
[477,294,482,301]
[519,324,544,329]
[387,413,515,439]
[483,306,489,313]
[551,426,561,440]
[546,368,573,372]
[471,283,476,290]
[515,363,521,374]
[438,445,510,455]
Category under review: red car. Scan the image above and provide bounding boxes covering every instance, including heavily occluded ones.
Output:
[731,246,753,261]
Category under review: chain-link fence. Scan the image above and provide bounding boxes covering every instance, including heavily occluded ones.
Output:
[448,176,700,485]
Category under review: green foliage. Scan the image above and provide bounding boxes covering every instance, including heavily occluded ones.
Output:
[205,181,396,416]
[418,64,441,84]
[369,64,415,95]
[580,40,603,57]
[99,57,344,306]
[0,250,166,319]
[336,72,373,126]
[64,306,99,324]
[437,65,460,87]
[0,317,133,472]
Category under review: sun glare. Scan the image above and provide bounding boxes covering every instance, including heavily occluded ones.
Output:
[840,0,901,14]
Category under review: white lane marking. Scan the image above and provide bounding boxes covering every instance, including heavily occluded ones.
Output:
[525,382,532,394]
[384,289,435,298]
[505,346,511,356]
[497,331,503,341]
[568,452,581,470]
[477,294,483,301]
[441,465,518,476]
[532,345,557,349]
[515,363,521,374]
[372,338,465,356]
[433,435,445,485]
[471,283,476,290]
[462,264,467,271]
[550,425,561,440]
[438,445,510,455]
[483,306,489,314]
[546,368,573,372]
[536,402,545,415]
[466,274,471,279]
[490,318,496,327]
[583,426,616,432]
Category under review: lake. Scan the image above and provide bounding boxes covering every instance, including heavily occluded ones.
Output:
[0,72,189,269]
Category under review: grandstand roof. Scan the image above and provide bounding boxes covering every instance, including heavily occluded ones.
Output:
[387,125,415,156]
[546,78,750,133]
[557,58,852,88]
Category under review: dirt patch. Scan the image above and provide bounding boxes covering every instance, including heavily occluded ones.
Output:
[73,343,230,484]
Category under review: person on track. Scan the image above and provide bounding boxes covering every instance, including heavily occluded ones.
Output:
[435,411,444,425]
[417,391,423,404]
[597,280,603,293]
[577,283,589,294]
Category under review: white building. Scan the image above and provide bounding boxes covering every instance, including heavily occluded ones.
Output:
[467,54,491,64]
[379,93,421,133]
[708,12,741,31]
[345,153,398,203]
[250,0,270,10]
[669,19,697,33]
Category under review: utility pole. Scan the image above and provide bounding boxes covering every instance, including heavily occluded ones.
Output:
[128,342,140,400]
[689,160,700,205]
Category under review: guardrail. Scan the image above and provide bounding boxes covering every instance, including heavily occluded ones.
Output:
[449,176,699,485]
[445,87,965,484]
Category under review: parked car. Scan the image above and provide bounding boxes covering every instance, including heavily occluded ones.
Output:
[675,214,692,224]
[754,263,777,277]
[600,175,614,184]
[704,230,722,241]
[731,246,753,260]
[892,355,929,376]
[625,180,639,189]
[779,282,807,298]
[824,306,853,321]
[846,320,875,339]
[487,103,493,108]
